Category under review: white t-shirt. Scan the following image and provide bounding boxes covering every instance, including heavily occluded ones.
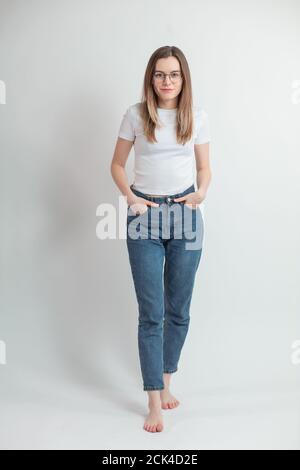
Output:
[118,102,210,195]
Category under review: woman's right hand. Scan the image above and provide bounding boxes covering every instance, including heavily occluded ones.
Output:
[128,196,159,215]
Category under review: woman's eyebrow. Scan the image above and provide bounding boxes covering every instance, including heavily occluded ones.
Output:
[154,69,181,73]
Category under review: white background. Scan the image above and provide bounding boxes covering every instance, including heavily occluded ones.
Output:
[0,0,300,449]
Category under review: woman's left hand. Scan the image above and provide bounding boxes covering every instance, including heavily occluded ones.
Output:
[173,189,206,209]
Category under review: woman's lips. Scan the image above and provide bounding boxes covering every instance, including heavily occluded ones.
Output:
[161,89,173,92]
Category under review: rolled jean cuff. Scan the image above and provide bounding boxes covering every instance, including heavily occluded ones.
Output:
[143,385,165,391]
[163,368,178,374]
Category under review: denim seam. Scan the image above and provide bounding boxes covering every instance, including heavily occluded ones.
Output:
[143,385,165,391]
[163,368,178,374]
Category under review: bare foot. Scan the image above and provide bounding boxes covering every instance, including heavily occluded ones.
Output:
[143,404,164,432]
[160,388,180,409]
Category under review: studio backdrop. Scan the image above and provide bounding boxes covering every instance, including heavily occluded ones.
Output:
[0,0,299,450]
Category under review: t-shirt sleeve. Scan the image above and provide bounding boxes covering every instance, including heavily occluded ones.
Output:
[194,109,210,144]
[118,106,135,141]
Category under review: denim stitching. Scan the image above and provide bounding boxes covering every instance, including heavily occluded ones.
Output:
[143,385,165,391]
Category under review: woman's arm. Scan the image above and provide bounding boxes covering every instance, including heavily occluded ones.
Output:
[110,137,136,205]
[194,142,212,199]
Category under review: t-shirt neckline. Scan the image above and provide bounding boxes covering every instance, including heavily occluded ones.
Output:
[157,107,177,112]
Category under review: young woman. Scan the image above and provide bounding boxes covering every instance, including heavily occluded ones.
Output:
[111,45,211,433]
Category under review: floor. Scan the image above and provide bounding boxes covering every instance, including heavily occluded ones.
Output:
[1,369,299,450]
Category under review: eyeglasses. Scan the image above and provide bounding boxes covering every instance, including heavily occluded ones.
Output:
[153,71,182,83]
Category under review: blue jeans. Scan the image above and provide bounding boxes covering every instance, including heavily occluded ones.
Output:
[126,183,204,391]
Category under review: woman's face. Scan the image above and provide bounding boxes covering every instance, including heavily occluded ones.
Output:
[152,56,183,107]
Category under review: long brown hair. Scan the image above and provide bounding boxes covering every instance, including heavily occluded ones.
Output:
[139,46,194,145]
